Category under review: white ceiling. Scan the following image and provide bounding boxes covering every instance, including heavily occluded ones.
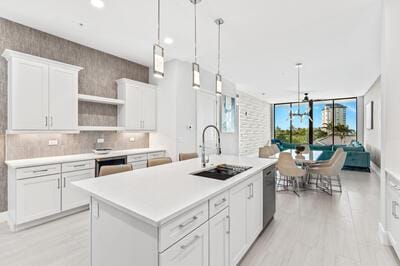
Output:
[0,0,382,103]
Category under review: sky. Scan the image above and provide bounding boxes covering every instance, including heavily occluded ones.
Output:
[275,99,357,130]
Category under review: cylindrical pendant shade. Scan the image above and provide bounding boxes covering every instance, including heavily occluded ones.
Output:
[192,63,200,89]
[153,44,164,79]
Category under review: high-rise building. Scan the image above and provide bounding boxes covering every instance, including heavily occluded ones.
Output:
[322,103,347,126]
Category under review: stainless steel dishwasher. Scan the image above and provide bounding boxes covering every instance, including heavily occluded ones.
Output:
[263,164,276,228]
[95,156,128,177]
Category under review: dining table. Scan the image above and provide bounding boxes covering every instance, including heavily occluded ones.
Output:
[269,149,323,164]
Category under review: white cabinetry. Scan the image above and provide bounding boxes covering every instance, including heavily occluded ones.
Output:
[229,172,263,265]
[160,222,209,266]
[62,169,94,211]
[117,78,157,131]
[387,177,400,255]
[209,207,230,266]
[2,49,82,132]
[8,159,95,231]
[16,174,61,224]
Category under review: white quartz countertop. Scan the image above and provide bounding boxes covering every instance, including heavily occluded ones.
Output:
[5,148,165,168]
[73,155,277,227]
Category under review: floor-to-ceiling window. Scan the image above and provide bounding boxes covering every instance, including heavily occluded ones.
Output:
[274,104,291,143]
[274,97,357,145]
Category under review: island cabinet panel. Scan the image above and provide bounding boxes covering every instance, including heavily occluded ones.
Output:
[159,222,209,266]
[91,199,159,266]
[229,179,249,265]
[229,172,263,265]
[209,208,230,266]
[159,202,208,252]
[246,173,263,244]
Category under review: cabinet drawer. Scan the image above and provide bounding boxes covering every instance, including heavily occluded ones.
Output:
[159,222,209,266]
[131,161,148,170]
[127,154,148,163]
[62,160,95,173]
[159,202,208,252]
[209,191,229,218]
[148,151,165,160]
[16,164,61,179]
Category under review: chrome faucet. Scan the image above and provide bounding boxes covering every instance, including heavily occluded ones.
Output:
[201,125,222,167]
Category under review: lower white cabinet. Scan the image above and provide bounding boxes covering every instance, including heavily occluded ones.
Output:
[160,222,209,266]
[229,172,263,265]
[9,160,95,231]
[62,169,94,211]
[209,208,230,266]
[387,179,400,255]
[16,174,61,224]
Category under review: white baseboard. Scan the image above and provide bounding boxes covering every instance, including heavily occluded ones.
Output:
[379,222,391,245]
[0,211,8,224]
[370,161,381,176]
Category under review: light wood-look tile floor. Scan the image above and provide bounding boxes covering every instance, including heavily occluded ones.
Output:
[240,170,400,266]
[0,170,398,266]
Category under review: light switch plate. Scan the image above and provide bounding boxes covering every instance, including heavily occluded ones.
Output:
[97,138,104,144]
[129,137,135,142]
[48,139,58,146]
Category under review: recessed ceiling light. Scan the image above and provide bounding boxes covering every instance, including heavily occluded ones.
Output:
[164,37,174,45]
[91,0,105,9]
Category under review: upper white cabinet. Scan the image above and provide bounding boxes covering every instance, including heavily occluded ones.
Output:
[2,49,82,132]
[117,78,157,131]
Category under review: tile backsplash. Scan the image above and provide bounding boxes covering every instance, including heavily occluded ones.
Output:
[6,132,149,160]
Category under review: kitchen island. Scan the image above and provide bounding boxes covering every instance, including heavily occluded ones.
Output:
[74,155,277,266]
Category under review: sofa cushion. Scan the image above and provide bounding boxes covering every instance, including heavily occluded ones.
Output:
[310,144,333,151]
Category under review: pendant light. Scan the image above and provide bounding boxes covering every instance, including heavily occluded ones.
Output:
[215,18,224,96]
[289,63,313,122]
[190,0,201,89]
[153,0,164,79]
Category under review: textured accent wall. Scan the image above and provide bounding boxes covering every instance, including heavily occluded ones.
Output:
[239,92,271,156]
[0,18,150,211]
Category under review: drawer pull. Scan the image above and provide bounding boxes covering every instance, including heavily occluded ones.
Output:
[33,169,49,173]
[73,164,86,168]
[214,198,227,207]
[180,235,200,250]
[226,215,230,234]
[178,216,198,229]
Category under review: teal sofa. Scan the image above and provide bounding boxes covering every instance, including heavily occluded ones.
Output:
[271,139,370,172]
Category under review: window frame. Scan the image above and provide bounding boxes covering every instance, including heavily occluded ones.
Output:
[273,97,358,145]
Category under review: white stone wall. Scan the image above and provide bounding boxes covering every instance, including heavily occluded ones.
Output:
[238,92,271,156]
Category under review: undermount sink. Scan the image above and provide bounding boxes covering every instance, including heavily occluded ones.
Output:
[192,164,252,181]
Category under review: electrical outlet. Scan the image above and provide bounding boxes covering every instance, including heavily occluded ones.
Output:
[129,137,135,142]
[48,139,58,146]
[97,138,104,144]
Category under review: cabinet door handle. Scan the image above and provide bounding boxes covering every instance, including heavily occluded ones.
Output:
[178,216,198,229]
[180,235,200,250]
[214,198,226,208]
[248,184,252,199]
[395,201,399,219]
[63,177,66,188]
[226,215,230,234]
[45,116,48,127]
[57,179,60,189]
[50,116,53,127]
